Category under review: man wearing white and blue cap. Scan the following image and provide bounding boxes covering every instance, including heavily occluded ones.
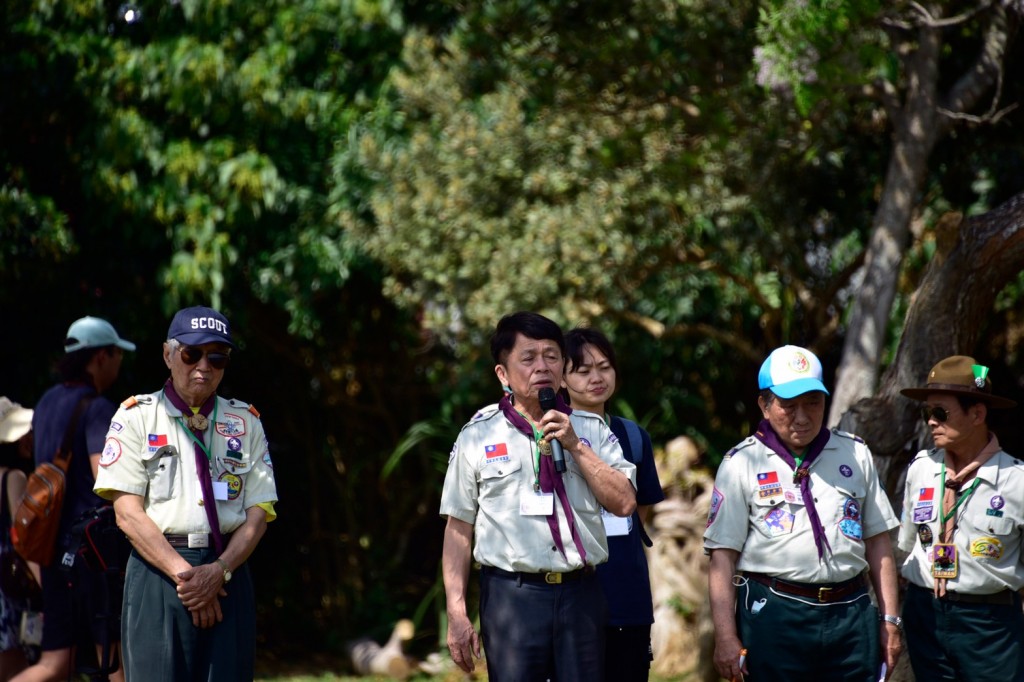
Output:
[19,316,135,682]
[94,306,277,682]
[704,345,902,681]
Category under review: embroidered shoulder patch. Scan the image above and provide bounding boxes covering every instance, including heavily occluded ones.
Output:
[723,437,756,461]
[707,487,725,527]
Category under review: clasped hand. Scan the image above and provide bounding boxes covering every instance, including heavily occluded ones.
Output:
[176,562,228,629]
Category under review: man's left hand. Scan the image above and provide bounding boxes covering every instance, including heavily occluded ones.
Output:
[176,563,228,627]
[880,622,903,679]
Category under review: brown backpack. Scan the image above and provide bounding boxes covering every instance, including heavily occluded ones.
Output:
[11,396,93,566]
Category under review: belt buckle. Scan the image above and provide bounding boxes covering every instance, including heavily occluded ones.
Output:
[817,586,832,603]
[187,533,210,549]
[544,572,562,585]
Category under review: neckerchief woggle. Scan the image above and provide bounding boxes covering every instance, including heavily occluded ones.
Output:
[754,419,832,561]
[498,392,588,565]
[162,379,225,554]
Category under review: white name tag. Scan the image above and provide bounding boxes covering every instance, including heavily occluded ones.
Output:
[520,491,554,516]
[783,486,805,506]
[198,481,230,501]
[213,481,229,500]
[601,507,631,536]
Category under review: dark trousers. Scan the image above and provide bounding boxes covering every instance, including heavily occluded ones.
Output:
[122,548,255,682]
[903,583,1024,682]
[605,624,652,682]
[737,578,879,681]
[479,567,607,682]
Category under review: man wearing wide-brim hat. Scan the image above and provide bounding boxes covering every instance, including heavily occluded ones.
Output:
[897,355,1023,682]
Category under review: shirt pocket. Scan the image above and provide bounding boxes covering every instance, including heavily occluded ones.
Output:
[478,457,523,512]
[751,496,793,538]
[965,513,1016,562]
[214,456,253,502]
[833,485,866,541]
[143,444,180,502]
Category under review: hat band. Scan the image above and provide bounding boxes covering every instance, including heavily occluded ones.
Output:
[926,382,990,395]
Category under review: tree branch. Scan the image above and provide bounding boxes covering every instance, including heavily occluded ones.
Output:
[936,3,1008,135]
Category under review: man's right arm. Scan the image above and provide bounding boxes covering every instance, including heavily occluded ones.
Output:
[111,491,193,581]
[709,548,745,681]
[442,516,480,674]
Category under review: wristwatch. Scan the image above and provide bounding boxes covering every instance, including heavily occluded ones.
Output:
[881,614,903,631]
[215,558,233,584]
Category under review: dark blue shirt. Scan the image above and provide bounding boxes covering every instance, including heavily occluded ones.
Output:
[32,382,116,541]
[596,416,665,626]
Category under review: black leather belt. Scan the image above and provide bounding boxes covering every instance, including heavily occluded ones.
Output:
[911,582,1017,605]
[164,533,231,549]
[483,565,593,585]
[744,572,867,603]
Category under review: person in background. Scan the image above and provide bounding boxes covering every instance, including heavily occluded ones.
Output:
[94,305,278,682]
[13,317,134,682]
[562,328,665,681]
[704,345,902,681]
[0,398,36,680]
[441,311,637,682]
[897,356,1024,681]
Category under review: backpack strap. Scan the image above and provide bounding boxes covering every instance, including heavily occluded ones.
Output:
[622,418,644,466]
[53,395,96,472]
[613,416,654,548]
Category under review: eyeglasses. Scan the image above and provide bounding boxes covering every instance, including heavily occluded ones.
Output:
[920,405,950,423]
[178,346,230,370]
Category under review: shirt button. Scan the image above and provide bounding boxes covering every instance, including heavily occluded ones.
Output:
[198,500,205,506]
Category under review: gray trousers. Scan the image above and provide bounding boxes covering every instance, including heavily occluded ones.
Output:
[121,548,255,682]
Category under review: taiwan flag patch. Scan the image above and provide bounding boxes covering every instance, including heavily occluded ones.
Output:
[918,487,935,502]
[757,471,783,499]
[484,443,510,463]
[147,434,168,451]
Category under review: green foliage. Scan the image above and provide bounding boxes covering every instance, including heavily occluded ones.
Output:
[754,0,887,116]
[4,0,1024,672]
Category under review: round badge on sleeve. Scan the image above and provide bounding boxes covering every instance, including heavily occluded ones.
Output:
[100,438,122,467]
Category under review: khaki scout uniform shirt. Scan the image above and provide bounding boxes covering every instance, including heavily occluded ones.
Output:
[704,429,898,583]
[898,447,1024,593]
[440,405,637,573]
[94,390,278,534]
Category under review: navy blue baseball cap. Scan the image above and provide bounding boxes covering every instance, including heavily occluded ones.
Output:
[167,306,235,348]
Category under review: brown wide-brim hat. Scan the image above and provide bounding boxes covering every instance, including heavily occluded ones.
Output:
[900,355,1017,408]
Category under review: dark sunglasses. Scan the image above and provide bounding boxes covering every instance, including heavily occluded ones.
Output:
[178,346,230,370]
[920,405,950,423]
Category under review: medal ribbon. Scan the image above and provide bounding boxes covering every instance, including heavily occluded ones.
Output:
[163,379,225,554]
[754,420,832,561]
[498,393,587,566]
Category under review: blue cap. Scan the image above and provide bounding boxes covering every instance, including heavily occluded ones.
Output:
[167,306,234,348]
[758,345,829,399]
[64,317,136,353]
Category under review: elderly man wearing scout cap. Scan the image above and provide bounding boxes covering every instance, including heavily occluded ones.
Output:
[705,345,902,681]
[93,306,278,682]
[897,355,1023,681]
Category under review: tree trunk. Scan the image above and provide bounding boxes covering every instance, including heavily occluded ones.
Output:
[828,3,1011,425]
[839,190,1024,488]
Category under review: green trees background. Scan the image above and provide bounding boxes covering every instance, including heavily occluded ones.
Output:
[4,0,1024,669]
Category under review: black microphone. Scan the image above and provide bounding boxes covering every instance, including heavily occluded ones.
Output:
[538,387,567,473]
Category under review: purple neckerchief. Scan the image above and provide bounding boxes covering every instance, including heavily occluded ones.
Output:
[754,419,833,561]
[498,393,587,566]
[163,379,224,554]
